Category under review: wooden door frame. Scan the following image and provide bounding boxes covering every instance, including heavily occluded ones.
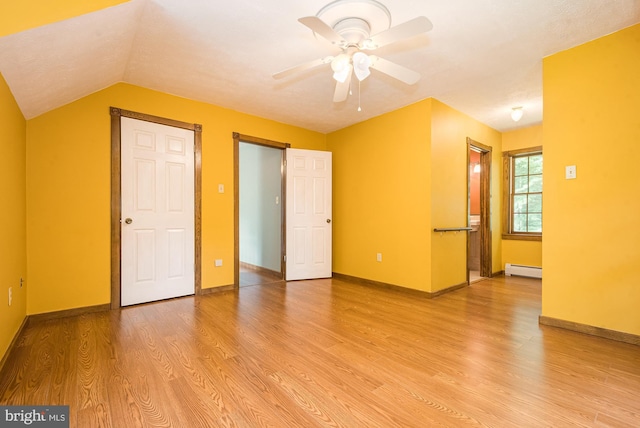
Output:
[110,107,202,309]
[467,138,492,279]
[233,133,290,287]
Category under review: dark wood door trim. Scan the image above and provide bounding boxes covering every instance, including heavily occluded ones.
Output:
[467,138,493,279]
[110,107,202,309]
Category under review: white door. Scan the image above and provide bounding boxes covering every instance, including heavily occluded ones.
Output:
[121,117,195,306]
[285,148,332,280]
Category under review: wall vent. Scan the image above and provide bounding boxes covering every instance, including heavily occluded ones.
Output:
[505,263,542,279]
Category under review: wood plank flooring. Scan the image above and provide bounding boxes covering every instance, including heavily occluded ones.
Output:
[1,275,639,427]
[239,265,283,288]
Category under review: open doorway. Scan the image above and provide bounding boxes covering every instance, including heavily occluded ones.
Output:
[467,138,492,283]
[233,133,288,288]
[468,148,483,282]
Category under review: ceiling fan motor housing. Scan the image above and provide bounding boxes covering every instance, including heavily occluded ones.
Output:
[333,17,371,44]
[317,0,392,44]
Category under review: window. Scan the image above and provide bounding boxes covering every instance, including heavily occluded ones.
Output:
[502,147,542,240]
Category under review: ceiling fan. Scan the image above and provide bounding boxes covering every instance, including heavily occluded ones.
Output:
[273,0,433,103]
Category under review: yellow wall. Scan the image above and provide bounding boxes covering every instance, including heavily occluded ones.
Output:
[26,83,325,315]
[0,0,128,37]
[502,240,542,269]
[327,98,501,293]
[0,73,27,360]
[327,101,432,291]
[501,125,543,268]
[502,125,542,152]
[430,100,502,290]
[542,24,640,335]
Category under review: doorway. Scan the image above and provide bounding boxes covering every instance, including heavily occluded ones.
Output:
[467,138,492,283]
[239,141,285,286]
[234,133,288,287]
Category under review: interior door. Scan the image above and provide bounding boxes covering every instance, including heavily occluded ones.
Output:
[120,117,195,306]
[285,148,332,280]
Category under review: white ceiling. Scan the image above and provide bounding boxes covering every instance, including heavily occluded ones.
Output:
[1,0,639,133]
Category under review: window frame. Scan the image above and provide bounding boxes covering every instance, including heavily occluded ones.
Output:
[502,146,543,241]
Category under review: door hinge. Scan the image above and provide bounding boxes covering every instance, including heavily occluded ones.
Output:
[283,255,287,262]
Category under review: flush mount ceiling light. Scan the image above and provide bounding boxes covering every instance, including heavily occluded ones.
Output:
[273,0,433,106]
[511,106,524,122]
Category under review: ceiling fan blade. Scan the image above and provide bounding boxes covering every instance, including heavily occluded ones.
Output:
[299,16,346,46]
[272,56,333,79]
[364,16,433,49]
[369,56,421,85]
[333,66,353,102]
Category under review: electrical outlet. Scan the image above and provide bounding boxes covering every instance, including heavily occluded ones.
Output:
[376,253,382,262]
[8,287,12,306]
[565,165,577,179]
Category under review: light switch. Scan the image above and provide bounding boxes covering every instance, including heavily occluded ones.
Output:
[565,165,577,180]
[218,184,224,193]
[215,259,223,267]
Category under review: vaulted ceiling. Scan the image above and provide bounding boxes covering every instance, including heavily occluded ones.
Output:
[1,0,639,133]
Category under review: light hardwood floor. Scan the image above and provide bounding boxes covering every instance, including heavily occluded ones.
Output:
[1,275,639,427]
[239,264,283,288]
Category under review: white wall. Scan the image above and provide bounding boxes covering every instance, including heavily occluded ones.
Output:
[239,143,282,271]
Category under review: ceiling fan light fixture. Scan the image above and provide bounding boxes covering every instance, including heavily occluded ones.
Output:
[334,64,353,83]
[331,54,351,82]
[353,51,371,81]
[511,106,524,122]
[330,53,348,72]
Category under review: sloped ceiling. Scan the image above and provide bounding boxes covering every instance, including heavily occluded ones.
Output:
[0,0,639,133]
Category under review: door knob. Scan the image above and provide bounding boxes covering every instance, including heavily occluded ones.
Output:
[326,219,331,223]
[124,218,133,224]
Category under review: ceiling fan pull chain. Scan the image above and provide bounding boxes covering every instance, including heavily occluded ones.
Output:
[358,79,362,112]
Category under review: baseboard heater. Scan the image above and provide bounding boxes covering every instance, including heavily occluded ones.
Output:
[505,263,542,279]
